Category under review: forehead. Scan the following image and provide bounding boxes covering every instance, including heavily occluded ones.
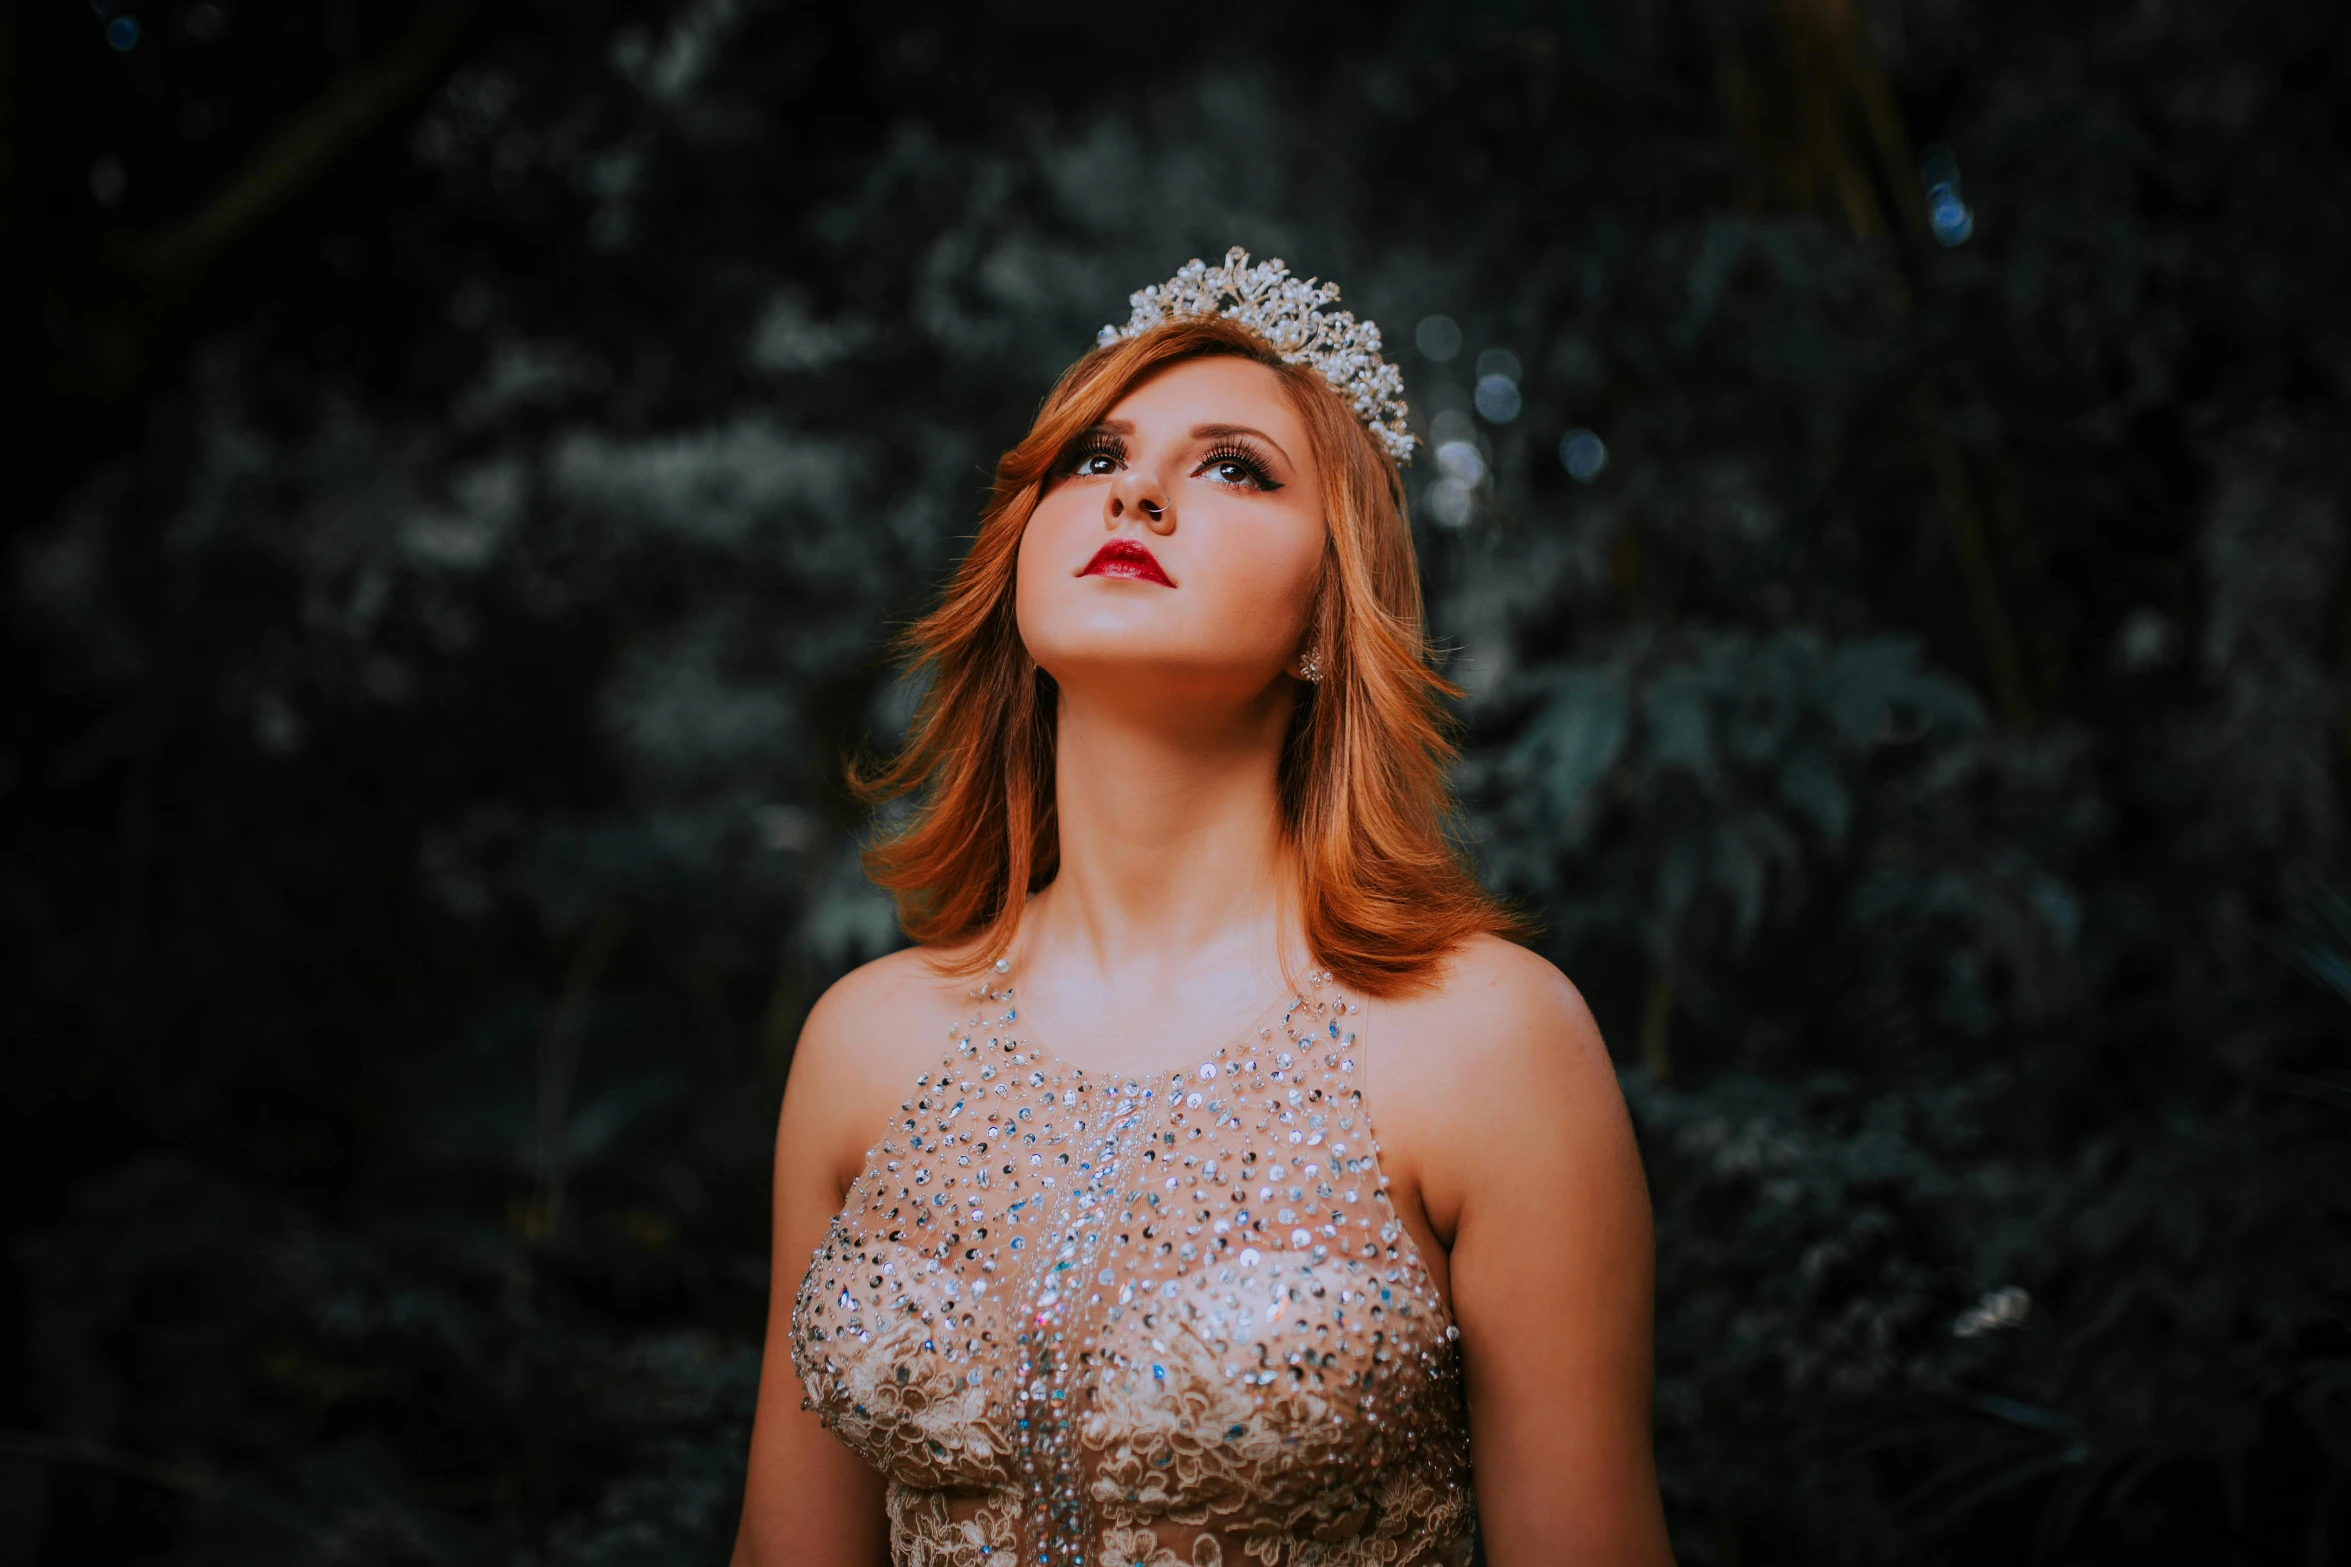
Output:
[1105,354,1305,439]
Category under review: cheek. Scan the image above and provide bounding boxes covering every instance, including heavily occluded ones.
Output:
[1019,491,1079,570]
[1013,492,1080,621]
[1191,516,1324,646]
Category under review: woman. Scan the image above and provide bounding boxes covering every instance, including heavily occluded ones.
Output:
[733,251,1672,1566]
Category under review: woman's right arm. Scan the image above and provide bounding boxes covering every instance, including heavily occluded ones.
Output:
[730,963,910,1567]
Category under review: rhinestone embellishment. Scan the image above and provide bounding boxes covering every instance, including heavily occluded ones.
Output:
[787,966,1473,1563]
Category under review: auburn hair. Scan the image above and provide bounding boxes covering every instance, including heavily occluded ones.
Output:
[854,315,1523,996]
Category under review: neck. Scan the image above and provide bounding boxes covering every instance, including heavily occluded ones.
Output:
[1026,680,1296,987]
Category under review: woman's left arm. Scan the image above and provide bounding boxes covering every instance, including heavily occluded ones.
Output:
[1398,942,1676,1566]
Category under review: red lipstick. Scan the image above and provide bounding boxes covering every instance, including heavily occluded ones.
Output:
[1079,538,1175,587]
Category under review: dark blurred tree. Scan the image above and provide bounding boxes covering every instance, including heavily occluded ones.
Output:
[0,1,482,530]
[4,2,2347,1564]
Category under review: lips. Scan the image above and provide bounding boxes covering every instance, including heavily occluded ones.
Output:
[1079,538,1175,587]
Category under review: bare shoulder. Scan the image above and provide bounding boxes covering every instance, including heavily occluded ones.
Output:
[1373,935,1614,1107]
[795,942,969,1066]
[781,941,986,1193]
[1365,936,1634,1229]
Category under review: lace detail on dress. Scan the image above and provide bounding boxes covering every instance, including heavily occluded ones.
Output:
[791,965,1474,1566]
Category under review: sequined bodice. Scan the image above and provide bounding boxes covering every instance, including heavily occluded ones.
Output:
[790,966,1475,1566]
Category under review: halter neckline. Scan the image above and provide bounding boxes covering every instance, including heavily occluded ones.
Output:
[974,954,1352,1088]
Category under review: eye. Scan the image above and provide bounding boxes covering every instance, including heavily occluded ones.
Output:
[1056,432,1126,479]
[1196,443,1280,492]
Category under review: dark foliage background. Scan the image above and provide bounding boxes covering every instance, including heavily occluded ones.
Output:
[6,1,2349,1562]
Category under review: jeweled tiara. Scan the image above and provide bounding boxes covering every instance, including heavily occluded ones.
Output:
[1098,247,1416,464]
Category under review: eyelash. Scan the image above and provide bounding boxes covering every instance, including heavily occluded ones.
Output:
[1058,435,1127,478]
[1054,436,1280,492]
[1196,442,1280,491]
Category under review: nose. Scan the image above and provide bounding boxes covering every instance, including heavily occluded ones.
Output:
[1107,469,1175,534]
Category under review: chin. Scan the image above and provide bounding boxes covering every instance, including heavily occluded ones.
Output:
[1041,646,1290,707]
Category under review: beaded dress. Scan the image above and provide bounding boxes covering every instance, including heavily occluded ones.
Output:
[790,963,1475,1566]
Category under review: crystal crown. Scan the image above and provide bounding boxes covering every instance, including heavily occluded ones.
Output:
[1099,247,1416,464]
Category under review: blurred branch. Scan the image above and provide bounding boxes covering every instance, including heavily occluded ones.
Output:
[534,909,627,1241]
[1779,0,1886,239]
[106,1,480,287]
[0,1431,331,1546]
[1711,0,1918,244]
[1711,0,2041,724]
[1917,391,2034,724]
[1794,0,1925,238]
[1640,975,1675,1082]
[3,1,482,530]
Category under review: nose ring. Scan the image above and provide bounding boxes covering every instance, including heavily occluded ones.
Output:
[1116,491,1172,532]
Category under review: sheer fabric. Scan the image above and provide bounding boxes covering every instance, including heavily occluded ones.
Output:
[791,964,1474,1565]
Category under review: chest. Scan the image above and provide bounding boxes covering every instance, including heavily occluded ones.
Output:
[788,986,1463,1512]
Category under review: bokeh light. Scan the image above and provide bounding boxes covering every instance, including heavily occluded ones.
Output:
[1414,313,1462,362]
[1474,374,1521,423]
[1928,188,1973,246]
[106,15,141,51]
[1474,347,1521,383]
[89,156,126,207]
[1560,427,1607,482]
[1435,439,1486,487]
[1424,478,1474,528]
[1920,142,1974,247]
